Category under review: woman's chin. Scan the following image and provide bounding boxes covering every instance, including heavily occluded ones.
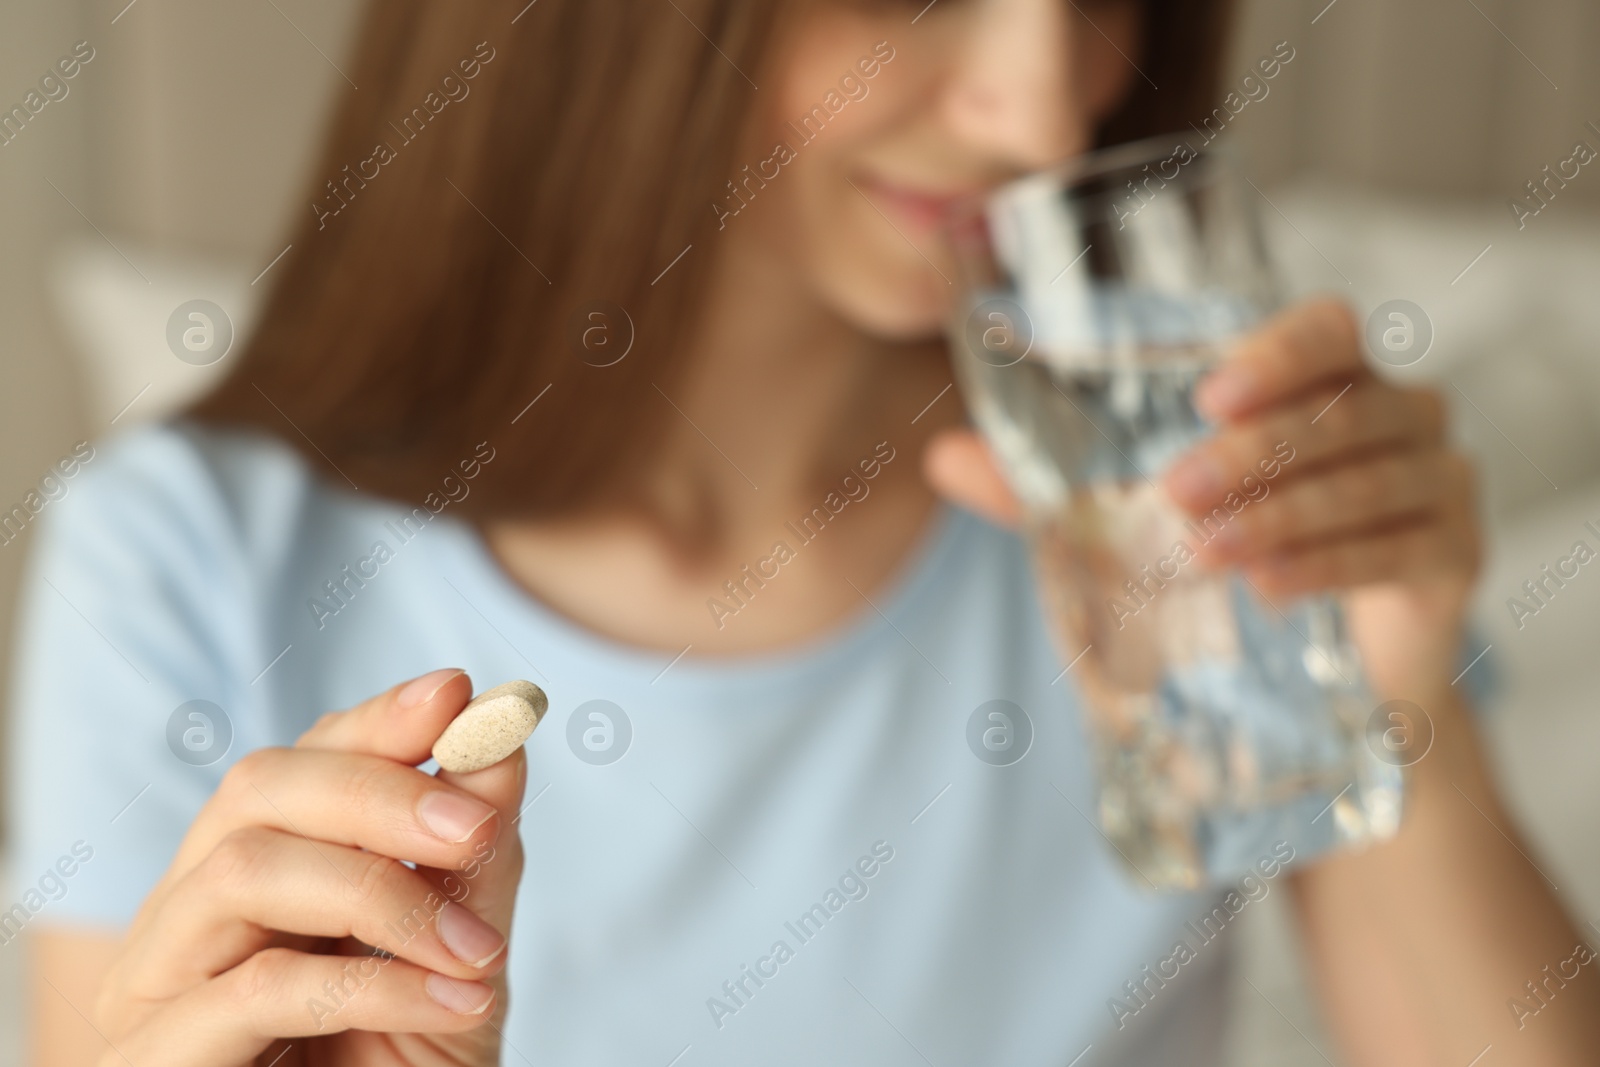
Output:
[824,273,952,343]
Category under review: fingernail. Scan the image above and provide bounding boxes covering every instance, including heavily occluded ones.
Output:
[425,973,495,1015]
[437,902,507,968]
[399,669,464,709]
[418,792,497,843]
[1198,365,1254,417]
[1165,452,1224,506]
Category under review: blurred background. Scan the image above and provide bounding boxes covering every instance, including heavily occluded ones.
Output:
[2,0,1598,1062]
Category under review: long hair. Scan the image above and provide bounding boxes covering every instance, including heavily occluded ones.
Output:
[187,0,1234,518]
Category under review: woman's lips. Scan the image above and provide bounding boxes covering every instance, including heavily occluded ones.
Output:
[855,175,985,232]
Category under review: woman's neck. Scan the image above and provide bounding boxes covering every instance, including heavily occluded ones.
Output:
[484,232,963,655]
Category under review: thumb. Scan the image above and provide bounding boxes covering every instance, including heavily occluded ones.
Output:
[923,428,1023,528]
[429,744,527,933]
[295,668,530,934]
[419,697,531,1057]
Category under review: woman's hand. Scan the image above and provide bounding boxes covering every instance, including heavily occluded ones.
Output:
[929,297,1600,1064]
[926,298,1483,700]
[94,669,525,1067]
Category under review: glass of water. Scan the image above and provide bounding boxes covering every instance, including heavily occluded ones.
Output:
[944,136,1403,889]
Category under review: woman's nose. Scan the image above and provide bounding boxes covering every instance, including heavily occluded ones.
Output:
[939,0,1095,172]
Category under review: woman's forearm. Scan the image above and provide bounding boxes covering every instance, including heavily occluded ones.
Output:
[1291,686,1600,1065]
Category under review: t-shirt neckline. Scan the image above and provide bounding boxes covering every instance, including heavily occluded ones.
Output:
[440,500,972,693]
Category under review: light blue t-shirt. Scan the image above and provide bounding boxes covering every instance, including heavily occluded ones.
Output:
[8,421,1237,1066]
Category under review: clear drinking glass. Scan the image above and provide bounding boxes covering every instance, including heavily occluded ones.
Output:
[944,136,1403,890]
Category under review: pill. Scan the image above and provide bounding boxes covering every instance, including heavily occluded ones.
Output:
[431,680,547,773]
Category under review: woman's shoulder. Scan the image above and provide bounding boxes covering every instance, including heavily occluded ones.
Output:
[42,418,336,566]
[18,418,360,674]
[70,416,316,513]
[10,418,370,745]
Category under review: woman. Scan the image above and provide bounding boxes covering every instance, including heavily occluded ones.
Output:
[14,0,1597,1063]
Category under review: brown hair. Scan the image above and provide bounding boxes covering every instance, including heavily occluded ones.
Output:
[188,0,1234,518]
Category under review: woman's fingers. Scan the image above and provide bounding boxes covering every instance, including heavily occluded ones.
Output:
[1243,518,1452,599]
[425,747,528,954]
[924,305,1428,537]
[110,827,505,1007]
[1197,299,1367,420]
[1165,382,1445,511]
[1195,450,1454,565]
[287,664,528,927]
[296,667,472,762]
[99,670,535,1065]
[923,428,1022,528]
[169,747,500,883]
[108,947,494,1067]
[1244,454,1480,598]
